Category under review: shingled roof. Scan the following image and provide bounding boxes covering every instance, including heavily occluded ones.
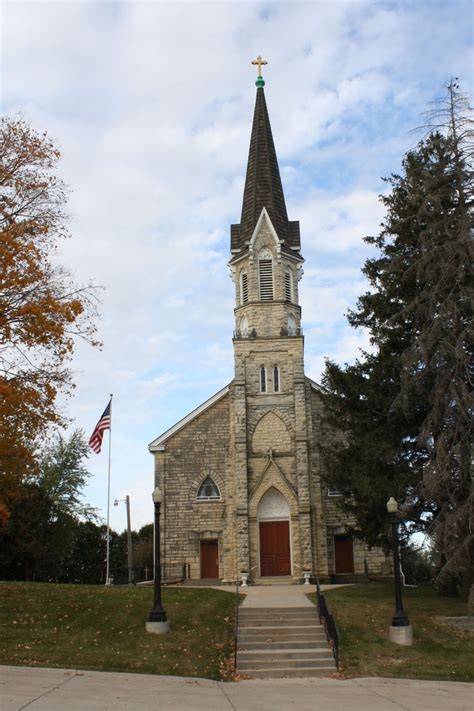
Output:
[230,85,301,260]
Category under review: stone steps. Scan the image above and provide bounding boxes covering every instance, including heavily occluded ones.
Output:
[236,605,336,679]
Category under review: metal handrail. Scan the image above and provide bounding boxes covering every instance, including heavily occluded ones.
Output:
[234,578,240,671]
[315,577,340,670]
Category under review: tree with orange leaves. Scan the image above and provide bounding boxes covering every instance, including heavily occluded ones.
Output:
[0,116,100,523]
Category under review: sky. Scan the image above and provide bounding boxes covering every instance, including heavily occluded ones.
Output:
[2,0,472,533]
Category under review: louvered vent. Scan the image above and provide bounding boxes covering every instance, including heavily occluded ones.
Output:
[259,260,273,301]
[284,269,292,302]
[241,272,249,304]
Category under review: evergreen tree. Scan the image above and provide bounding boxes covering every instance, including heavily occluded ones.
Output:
[322,82,473,595]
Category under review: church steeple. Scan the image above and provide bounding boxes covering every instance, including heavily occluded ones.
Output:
[230,61,301,260]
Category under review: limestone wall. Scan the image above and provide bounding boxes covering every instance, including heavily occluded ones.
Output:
[154,393,235,581]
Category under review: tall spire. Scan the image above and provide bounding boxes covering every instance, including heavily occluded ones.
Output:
[230,58,300,259]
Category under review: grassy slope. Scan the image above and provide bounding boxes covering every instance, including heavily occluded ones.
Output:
[310,583,473,682]
[0,582,236,680]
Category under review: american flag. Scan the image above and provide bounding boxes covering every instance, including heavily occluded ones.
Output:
[88,400,111,454]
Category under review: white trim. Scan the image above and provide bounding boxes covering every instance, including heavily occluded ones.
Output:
[148,383,231,451]
[249,208,281,262]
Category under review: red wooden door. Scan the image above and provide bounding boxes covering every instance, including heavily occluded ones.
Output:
[334,535,354,574]
[200,540,219,578]
[259,521,291,576]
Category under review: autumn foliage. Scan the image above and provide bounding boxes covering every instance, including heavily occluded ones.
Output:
[0,116,99,523]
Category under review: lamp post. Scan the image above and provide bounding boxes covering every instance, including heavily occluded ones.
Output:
[145,485,170,634]
[386,497,413,646]
[114,495,134,585]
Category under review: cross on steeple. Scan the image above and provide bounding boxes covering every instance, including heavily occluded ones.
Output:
[251,55,268,78]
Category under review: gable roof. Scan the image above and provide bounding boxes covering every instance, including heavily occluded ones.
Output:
[148,383,231,452]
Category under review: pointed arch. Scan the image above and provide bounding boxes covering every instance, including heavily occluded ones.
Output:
[251,411,291,453]
[258,487,290,520]
[196,476,221,501]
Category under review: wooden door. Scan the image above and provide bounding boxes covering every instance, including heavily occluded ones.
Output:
[259,521,291,576]
[334,535,354,574]
[200,540,219,578]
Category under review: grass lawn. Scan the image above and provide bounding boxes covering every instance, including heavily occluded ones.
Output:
[309,583,473,682]
[0,582,237,680]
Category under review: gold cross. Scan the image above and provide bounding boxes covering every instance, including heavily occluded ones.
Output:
[251,55,268,77]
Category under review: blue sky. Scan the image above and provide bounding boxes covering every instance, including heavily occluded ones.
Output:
[2,0,472,532]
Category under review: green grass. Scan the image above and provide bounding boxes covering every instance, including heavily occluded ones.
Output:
[309,583,473,682]
[0,582,237,680]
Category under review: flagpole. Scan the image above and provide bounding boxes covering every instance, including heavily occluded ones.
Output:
[106,393,113,585]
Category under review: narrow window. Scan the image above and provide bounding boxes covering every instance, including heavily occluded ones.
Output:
[284,268,293,302]
[258,248,273,301]
[240,316,249,337]
[240,271,248,305]
[273,366,280,392]
[197,477,220,501]
[259,366,267,393]
[287,314,297,335]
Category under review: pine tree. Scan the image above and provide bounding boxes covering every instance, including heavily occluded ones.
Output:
[322,82,473,596]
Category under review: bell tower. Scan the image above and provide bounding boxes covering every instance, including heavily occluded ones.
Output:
[229,59,313,578]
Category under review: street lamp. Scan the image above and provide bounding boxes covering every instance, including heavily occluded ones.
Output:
[145,485,170,634]
[386,497,413,646]
[114,495,134,585]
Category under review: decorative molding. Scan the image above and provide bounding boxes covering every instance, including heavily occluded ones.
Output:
[249,208,281,263]
[258,487,290,520]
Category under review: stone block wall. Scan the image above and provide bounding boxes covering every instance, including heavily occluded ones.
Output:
[154,393,236,581]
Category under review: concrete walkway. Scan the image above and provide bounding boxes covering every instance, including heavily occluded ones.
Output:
[1,666,473,710]
[240,583,316,607]
[238,582,346,607]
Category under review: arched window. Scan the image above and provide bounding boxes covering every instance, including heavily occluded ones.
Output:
[240,316,249,337]
[259,365,267,393]
[258,247,273,301]
[284,268,293,302]
[273,365,280,392]
[240,270,249,305]
[287,314,297,336]
[197,477,220,501]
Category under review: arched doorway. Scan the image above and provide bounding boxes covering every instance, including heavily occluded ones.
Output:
[257,488,291,576]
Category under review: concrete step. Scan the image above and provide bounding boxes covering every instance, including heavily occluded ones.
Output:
[236,605,335,679]
[238,649,332,661]
[239,607,315,614]
[237,657,334,671]
[239,666,336,679]
[240,619,321,628]
[237,632,326,645]
[252,577,298,585]
[238,640,327,650]
[239,623,324,636]
[239,612,319,624]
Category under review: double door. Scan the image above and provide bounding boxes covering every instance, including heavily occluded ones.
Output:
[259,521,291,576]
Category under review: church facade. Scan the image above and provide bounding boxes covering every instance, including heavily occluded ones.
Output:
[149,70,390,583]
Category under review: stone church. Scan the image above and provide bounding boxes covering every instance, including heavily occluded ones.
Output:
[149,68,390,583]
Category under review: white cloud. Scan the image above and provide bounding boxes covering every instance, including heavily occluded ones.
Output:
[2,0,471,529]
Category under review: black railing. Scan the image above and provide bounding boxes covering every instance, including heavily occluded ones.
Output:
[109,562,189,586]
[315,577,340,670]
[234,578,240,672]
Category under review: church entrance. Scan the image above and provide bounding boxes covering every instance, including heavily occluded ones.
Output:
[257,488,292,577]
[334,535,354,574]
[259,521,291,576]
[200,540,219,578]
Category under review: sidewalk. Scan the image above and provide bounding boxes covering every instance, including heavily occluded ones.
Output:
[1,665,472,711]
[239,582,345,607]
